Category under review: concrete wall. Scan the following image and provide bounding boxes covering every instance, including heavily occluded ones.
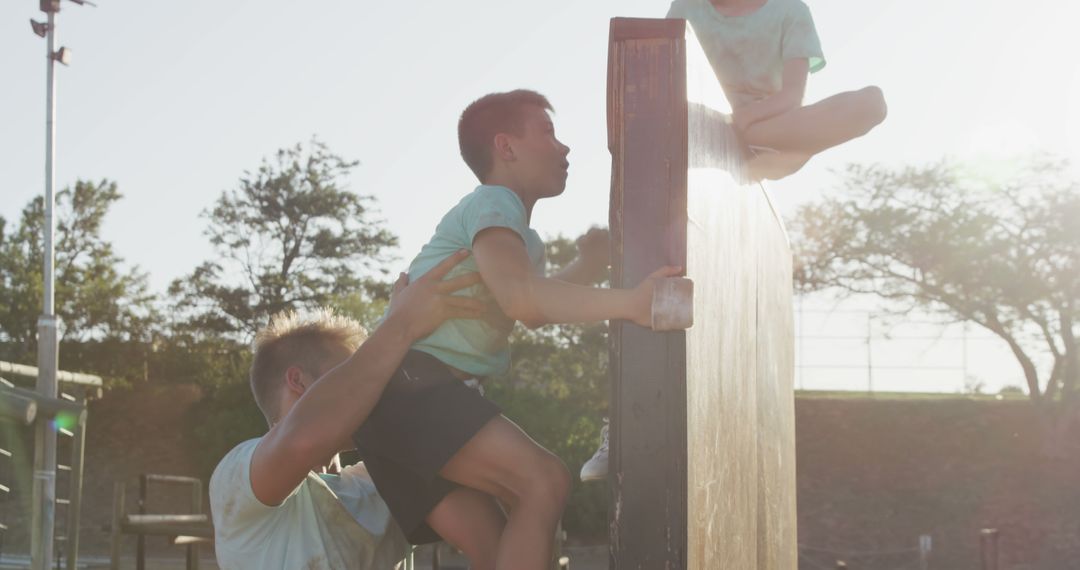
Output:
[796,396,1080,570]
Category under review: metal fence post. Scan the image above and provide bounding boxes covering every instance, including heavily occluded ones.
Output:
[189,479,203,570]
[110,482,125,570]
[137,474,148,570]
[65,392,87,570]
[980,528,999,570]
[918,534,932,570]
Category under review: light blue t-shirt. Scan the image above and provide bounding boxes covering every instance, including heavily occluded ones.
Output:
[668,0,825,108]
[407,185,546,377]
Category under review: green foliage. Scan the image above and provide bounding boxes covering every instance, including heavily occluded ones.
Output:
[186,369,266,479]
[790,157,1080,410]
[170,139,402,473]
[0,179,157,384]
[168,138,398,339]
[332,290,390,333]
[153,335,250,390]
[999,385,1025,396]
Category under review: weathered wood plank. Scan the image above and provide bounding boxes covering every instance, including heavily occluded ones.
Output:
[607,17,796,570]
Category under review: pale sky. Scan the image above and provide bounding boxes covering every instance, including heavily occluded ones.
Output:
[3,0,1079,393]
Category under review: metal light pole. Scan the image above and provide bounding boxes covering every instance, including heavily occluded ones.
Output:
[30,1,62,568]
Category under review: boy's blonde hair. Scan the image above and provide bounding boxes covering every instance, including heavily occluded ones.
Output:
[250,308,367,424]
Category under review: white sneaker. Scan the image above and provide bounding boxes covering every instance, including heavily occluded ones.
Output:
[580,418,609,482]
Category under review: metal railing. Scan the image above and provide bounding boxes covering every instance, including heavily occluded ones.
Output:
[0,360,100,570]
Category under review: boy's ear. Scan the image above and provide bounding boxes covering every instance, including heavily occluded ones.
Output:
[284,366,307,396]
[493,133,515,162]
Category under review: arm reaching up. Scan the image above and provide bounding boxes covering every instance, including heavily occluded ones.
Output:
[472,227,680,329]
[249,250,485,506]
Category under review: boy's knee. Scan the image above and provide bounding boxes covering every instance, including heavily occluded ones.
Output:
[859,85,888,127]
[525,454,571,507]
[548,458,572,503]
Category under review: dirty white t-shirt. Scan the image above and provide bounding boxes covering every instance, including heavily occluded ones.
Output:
[210,438,408,570]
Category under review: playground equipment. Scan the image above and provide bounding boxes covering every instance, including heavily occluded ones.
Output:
[110,473,212,570]
[606,18,797,570]
[0,360,100,570]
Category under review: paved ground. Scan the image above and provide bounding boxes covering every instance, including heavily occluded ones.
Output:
[2,545,610,569]
[413,545,608,570]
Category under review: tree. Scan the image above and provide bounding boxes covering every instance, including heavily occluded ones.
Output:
[790,158,1079,426]
[0,179,156,379]
[168,139,398,339]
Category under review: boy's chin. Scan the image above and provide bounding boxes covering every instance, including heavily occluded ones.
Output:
[545,181,567,197]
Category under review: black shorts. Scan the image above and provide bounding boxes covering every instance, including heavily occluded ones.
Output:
[352,350,501,544]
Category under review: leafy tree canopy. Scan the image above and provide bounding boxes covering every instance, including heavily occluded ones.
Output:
[168,138,397,339]
[790,157,1079,415]
[0,179,155,368]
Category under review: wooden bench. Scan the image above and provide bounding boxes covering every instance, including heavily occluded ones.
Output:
[110,474,212,570]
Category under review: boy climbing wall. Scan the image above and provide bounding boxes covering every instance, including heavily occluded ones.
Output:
[351,89,680,570]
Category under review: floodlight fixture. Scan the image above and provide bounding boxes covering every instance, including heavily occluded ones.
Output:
[40,0,60,13]
[53,47,72,66]
[31,19,50,37]
[68,0,98,6]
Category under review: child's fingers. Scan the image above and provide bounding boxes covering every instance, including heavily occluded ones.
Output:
[423,249,471,282]
[438,271,482,293]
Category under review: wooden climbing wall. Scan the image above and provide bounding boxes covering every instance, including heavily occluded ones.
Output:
[607,17,796,570]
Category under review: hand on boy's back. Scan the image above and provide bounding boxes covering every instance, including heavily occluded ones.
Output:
[628,265,684,328]
[385,249,486,341]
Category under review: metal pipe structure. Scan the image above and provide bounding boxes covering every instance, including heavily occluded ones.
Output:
[1,360,103,387]
[30,3,61,566]
[0,390,38,425]
[2,385,86,425]
[65,394,88,570]
[980,528,1000,570]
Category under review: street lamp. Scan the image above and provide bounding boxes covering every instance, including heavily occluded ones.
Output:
[53,46,72,66]
[29,2,94,568]
[30,19,49,38]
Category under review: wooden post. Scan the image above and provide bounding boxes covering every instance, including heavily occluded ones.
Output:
[607,17,796,570]
[110,482,125,570]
